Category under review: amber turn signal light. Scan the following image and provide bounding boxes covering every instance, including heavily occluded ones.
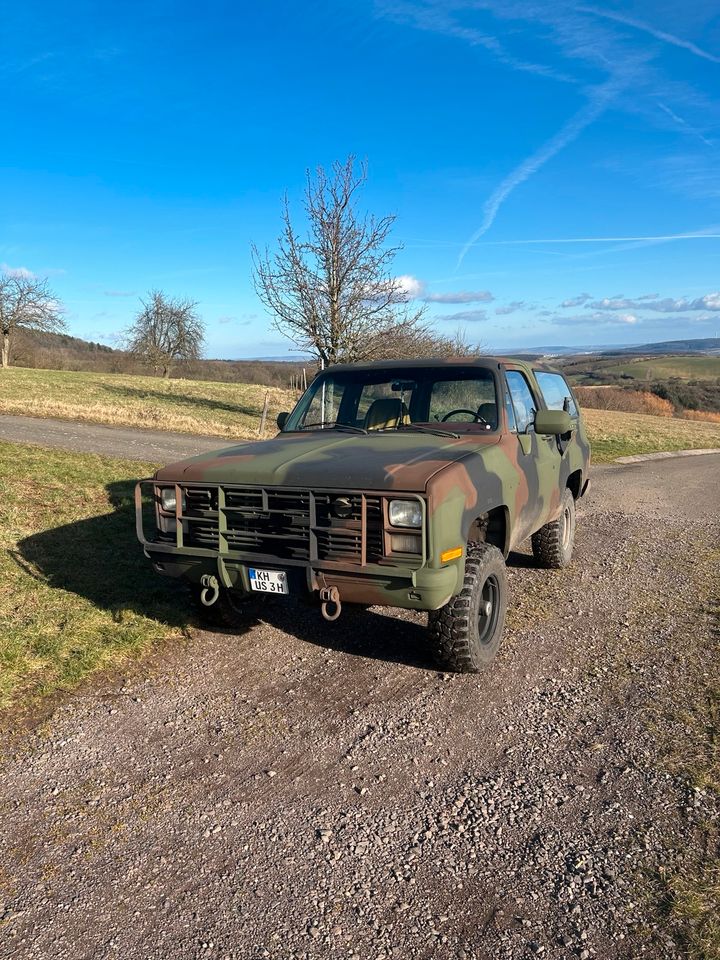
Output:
[440,547,463,563]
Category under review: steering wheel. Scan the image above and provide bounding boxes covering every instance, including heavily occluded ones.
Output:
[441,408,488,424]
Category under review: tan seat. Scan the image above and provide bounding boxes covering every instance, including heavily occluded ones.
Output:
[363,398,410,431]
[477,402,498,428]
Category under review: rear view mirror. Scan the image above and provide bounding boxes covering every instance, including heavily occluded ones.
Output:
[534,409,572,435]
[276,412,289,431]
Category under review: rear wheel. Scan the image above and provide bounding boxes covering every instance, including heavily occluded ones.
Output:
[531,487,576,569]
[428,542,508,673]
[191,584,253,628]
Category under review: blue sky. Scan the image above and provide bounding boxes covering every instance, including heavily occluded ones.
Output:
[2,0,719,356]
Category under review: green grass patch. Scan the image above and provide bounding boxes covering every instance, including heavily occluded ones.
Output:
[0,366,298,439]
[584,408,720,461]
[664,862,720,960]
[601,356,720,382]
[656,559,720,960]
[0,440,194,712]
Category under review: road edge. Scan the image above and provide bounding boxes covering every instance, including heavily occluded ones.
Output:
[615,447,720,464]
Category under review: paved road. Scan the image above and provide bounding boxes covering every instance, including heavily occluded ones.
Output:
[1,429,718,959]
[0,414,231,463]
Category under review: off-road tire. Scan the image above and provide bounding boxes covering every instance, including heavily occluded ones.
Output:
[531,486,576,569]
[428,542,507,673]
[192,585,253,629]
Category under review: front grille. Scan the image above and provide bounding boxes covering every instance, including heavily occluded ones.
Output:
[178,486,390,566]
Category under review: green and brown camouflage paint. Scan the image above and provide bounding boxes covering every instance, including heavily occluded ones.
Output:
[136,358,590,611]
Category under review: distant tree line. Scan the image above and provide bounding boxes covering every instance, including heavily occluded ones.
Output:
[8,326,311,387]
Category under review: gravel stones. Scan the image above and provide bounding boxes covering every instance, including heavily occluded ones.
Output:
[0,463,717,959]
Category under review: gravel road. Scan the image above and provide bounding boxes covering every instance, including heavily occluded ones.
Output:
[1,454,718,960]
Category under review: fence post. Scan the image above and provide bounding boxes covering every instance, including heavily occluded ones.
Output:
[258,390,269,436]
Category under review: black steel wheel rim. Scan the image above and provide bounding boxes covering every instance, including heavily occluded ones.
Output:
[477,574,500,645]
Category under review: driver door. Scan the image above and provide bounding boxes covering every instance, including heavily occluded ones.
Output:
[504,367,562,541]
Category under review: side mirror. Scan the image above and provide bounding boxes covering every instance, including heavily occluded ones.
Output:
[276,412,289,431]
[534,409,572,435]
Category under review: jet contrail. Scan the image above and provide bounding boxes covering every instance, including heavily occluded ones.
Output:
[657,102,714,147]
[457,82,618,267]
[491,231,720,245]
[576,5,720,64]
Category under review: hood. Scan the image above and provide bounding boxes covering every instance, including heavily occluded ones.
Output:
[154,429,500,492]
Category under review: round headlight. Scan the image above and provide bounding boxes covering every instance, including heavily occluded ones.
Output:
[160,487,177,512]
[388,499,422,528]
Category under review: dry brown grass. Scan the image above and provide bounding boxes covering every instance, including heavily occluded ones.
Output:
[683,409,720,424]
[584,407,720,461]
[0,367,299,439]
[575,385,674,416]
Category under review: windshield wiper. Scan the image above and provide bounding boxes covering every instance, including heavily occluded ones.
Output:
[377,424,460,440]
[298,421,368,435]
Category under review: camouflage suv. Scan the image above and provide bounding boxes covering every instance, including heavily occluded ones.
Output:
[135,358,590,672]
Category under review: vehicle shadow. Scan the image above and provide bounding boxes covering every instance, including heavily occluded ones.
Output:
[101,384,261,418]
[16,480,195,629]
[506,550,538,569]
[253,600,436,671]
[16,478,436,671]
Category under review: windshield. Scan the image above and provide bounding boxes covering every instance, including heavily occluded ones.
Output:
[285,366,499,433]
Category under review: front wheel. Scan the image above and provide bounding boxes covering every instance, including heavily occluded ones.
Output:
[428,542,508,673]
[531,487,576,569]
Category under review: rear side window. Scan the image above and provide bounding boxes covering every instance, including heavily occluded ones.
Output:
[534,371,578,416]
[505,371,538,433]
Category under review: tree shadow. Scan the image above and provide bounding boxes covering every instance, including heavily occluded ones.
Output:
[16,479,437,671]
[101,384,261,418]
[16,480,195,629]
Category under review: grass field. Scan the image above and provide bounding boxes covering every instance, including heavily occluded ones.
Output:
[0,441,195,713]
[0,367,299,438]
[585,408,720,462]
[601,355,720,381]
[564,354,720,385]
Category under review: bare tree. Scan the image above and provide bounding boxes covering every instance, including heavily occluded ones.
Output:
[369,322,482,361]
[124,290,205,378]
[253,157,434,365]
[0,273,65,369]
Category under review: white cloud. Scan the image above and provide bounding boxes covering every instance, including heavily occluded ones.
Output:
[589,292,720,312]
[561,293,593,308]
[545,310,642,327]
[425,289,494,304]
[1,262,35,279]
[495,300,526,315]
[439,309,488,323]
[396,274,426,299]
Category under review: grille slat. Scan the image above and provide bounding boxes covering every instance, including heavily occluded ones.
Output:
[179,486,386,564]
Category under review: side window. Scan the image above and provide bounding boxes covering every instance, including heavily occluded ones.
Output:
[503,385,517,432]
[505,371,538,433]
[534,371,578,416]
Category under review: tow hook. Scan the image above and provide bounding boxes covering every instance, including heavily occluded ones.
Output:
[319,585,342,622]
[200,573,220,607]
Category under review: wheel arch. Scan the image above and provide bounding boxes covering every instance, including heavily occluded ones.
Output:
[566,468,584,500]
[466,504,510,558]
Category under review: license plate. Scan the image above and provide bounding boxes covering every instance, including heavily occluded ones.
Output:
[249,568,289,594]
